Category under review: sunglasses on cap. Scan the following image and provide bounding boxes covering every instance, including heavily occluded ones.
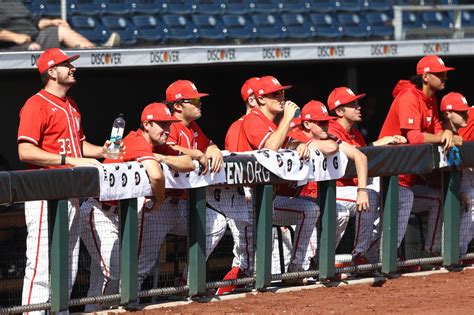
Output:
[178,98,202,106]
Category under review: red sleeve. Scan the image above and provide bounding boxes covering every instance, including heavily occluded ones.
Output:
[398,92,423,130]
[17,99,45,145]
[406,129,425,144]
[288,129,312,144]
[191,122,212,152]
[122,134,155,163]
[154,144,180,156]
[241,114,272,150]
[225,120,242,152]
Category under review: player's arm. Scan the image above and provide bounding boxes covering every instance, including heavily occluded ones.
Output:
[154,154,195,172]
[169,144,209,174]
[286,139,310,160]
[308,139,339,156]
[81,140,125,159]
[339,141,369,211]
[18,142,100,166]
[264,101,298,151]
[404,129,454,150]
[371,135,407,146]
[205,144,223,173]
[0,29,33,45]
[141,159,165,211]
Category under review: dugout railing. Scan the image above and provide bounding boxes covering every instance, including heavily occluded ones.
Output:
[0,142,473,314]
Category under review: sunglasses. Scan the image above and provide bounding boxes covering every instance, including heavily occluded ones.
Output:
[180,98,202,106]
[264,90,285,99]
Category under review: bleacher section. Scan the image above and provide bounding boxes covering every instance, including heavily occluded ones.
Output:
[22,0,473,46]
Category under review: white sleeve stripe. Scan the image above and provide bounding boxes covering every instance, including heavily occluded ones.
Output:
[137,156,156,162]
[80,136,86,141]
[17,136,39,145]
[258,132,272,150]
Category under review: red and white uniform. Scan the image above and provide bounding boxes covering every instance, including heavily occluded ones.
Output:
[327,121,380,260]
[17,89,84,311]
[225,116,245,152]
[237,109,319,272]
[379,80,442,254]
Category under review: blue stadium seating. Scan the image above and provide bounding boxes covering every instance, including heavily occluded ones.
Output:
[251,13,285,40]
[335,0,364,12]
[366,11,393,37]
[99,0,131,15]
[280,13,315,40]
[421,11,453,29]
[221,0,252,15]
[307,0,337,13]
[132,15,165,42]
[161,14,197,42]
[35,0,61,17]
[101,16,137,45]
[362,0,391,11]
[221,14,256,41]
[161,0,193,14]
[250,0,283,14]
[193,0,224,14]
[462,11,474,27]
[69,0,101,16]
[403,12,422,29]
[70,15,108,44]
[130,0,161,15]
[191,14,226,41]
[280,0,308,13]
[309,13,342,38]
[337,12,370,38]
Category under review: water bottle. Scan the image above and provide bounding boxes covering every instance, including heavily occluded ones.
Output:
[294,107,301,118]
[107,113,125,159]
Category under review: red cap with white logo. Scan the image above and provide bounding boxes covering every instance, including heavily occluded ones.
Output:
[37,48,79,73]
[327,87,366,111]
[440,92,471,112]
[165,80,209,102]
[141,102,180,122]
[254,76,292,96]
[241,77,260,101]
[301,100,336,121]
[416,55,454,75]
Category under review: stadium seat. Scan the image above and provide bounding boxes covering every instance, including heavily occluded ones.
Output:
[250,0,283,14]
[221,0,252,15]
[366,11,393,37]
[99,0,131,15]
[309,13,342,38]
[132,15,165,42]
[362,0,391,11]
[35,0,61,17]
[280,0,308,13]
[461,11,474,37]
[280,13,315,40]
[421,11,453,29]
[307,0,337,13]
[337,12,370,38]
[221,14,256,41]
[191,14,226,41]
[101,16,137,45]
[161,14,197,42]
[70,15,108,44]
[334,0,363,12]
[161,0,193,15]
[251,13,285,40]
[130,0,162,15]
[403,12,422,29]
[193,0,224,14]
[69,0,101,16]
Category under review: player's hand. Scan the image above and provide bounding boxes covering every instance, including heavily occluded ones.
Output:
[296,143,310,160]
[101,140,126,159]
[356,189,369,212]
[14,34,32,45]
[441,129,454,150]
[51,19,70,27]
[453,135,463,146]
[196,152,209,175]
[282,101,299,122]
[28,42,41,50]
[207,149,223,173]
[66,157,101,166]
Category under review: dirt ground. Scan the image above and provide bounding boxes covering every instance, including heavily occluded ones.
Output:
[129,268,474,314]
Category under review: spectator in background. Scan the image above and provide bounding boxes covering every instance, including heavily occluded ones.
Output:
[0,0,120,50]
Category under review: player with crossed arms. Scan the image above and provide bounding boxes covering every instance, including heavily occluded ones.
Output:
[17,48,115,314]
[80,102,195,311]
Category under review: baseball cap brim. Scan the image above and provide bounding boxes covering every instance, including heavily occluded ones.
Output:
[262,84,292,95]
[191,92,209,99]
[433,66,455,73]
[314,116,337,121]
[143,116,181,123]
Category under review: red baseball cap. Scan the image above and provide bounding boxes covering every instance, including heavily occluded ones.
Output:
[241,77,260,101]
[327,87,366,111]
[141,102,180,123]
[301,100,336,122]
[290,117,301,128]
[416,55,454,75]
[166,80,209,102]
[254,76,291,96]
[37,48,79,73]
[440,92,471,112]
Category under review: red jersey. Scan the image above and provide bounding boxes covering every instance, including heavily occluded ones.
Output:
[379,80,443,188]
[167,120,212,152]
[459,108,474,141]
[225,116,245,152]
[17,89,85,169]
[237,108,291,151]
[328,120,366,187]
[104,129,155,164]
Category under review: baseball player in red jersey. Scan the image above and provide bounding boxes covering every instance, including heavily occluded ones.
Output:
[17,48,114,313]
[237,76,319,284]
[379,55,456,257]
[438,92,473,258]
[162,79,227,284]
[326,87,407,263]
[80,103,195,311]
